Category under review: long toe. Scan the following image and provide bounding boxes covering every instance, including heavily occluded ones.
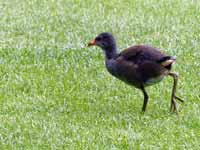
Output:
[175,95,184,103]
[170,98,179,114]
[173,99,178,114]
[170,103,174,112]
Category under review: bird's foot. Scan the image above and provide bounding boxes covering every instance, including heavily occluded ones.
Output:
[170,98,178,114]
[170,95,184,115]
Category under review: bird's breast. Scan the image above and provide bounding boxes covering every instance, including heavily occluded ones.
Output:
[105,59,141,88]
[105,59,119,77]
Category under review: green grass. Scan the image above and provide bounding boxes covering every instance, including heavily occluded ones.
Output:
[0,0,200,149]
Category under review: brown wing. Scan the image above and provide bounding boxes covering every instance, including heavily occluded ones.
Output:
[115,56,167,85]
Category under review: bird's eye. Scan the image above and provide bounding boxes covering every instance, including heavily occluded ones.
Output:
[102,36,106,39]
[96,37,101,41]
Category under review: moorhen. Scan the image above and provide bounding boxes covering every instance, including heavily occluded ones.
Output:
[88,32,184,113]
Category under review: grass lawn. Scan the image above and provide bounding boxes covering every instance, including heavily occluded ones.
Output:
[0,0,200,149]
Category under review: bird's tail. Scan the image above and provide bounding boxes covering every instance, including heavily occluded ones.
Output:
[157,56,176,69]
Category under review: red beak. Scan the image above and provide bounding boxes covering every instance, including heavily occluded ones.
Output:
[88,39,96,46]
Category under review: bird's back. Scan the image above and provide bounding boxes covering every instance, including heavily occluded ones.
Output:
[119,45,167,64]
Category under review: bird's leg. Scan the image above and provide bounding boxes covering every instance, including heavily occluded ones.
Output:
[168,72,184,114]
[141,86,149,112]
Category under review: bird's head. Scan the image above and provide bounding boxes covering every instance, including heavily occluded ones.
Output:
[88,32,116,51]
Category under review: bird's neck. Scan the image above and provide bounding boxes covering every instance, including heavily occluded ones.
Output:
[103,45,118,60]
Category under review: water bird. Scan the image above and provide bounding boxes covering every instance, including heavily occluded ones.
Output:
[88,32,184,113]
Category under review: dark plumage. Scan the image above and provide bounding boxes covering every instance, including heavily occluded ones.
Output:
[88,32,183,113]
